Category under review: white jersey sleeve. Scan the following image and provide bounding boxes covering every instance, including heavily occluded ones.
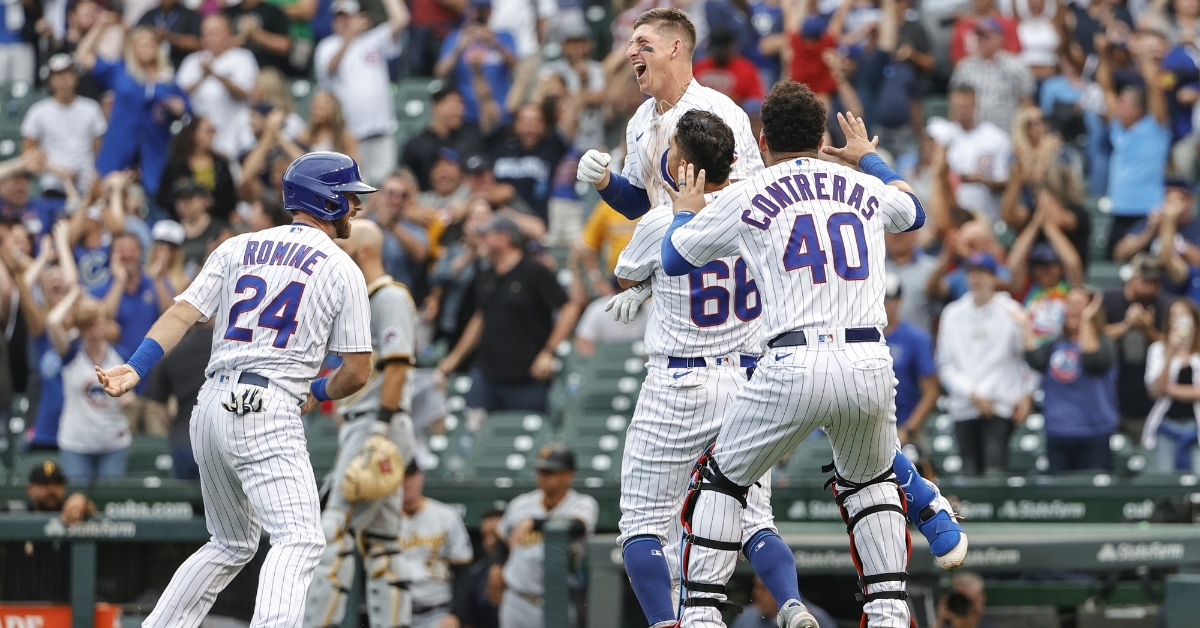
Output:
[614,208,671,282]
[328,259,373,354]
[669,196,745,268]
[176,236,238,320]
[877,185,924,234]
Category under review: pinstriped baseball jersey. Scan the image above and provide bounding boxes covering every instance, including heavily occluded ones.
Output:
[338,277,418,416]
[177,224,372,400]
[669,158,921,342]
[398,498,474,608]
[623,80,763,208]
[614,194,761,358]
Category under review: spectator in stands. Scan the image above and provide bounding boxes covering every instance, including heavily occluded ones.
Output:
[928,218,1012,305]
[929,86,1010,220]
[314,0,410,184]
[237,108,307,204]
[489,0,554,59]
[934,572,990,628]
[1096,31,1172,256]
[136,0,202,68]
[427,198,491,348]
[399,462,475,626]
[573,292,649,356]
[94,228,174,368]
[1144,298,1200,472]
[420,148,472,210]
[1103,254,1170,436]
[406,0,463,77]
[949,17,1035,134]
[453,508,503,628]
[170,178,232,271]
[52,295,132,482]
[495,444,598,627]
[228,67,308,157]
[0,0,36,84]
[855,0,933,160]
[884,274,938,446]
[949,0,1019,65]
[1140,0,1200,46]
[781,7,839,105]
[575,201,639,296]
[3,222,76,450]
[1159,25,1200,180]
[296,91,359,160]
[370,172,431,291]
[1114,179,1200,264]
[732,576,837,628]
[1025,287,1119,474]
[1014,0,1058,79]
[21,54,107,201]
[244,196,292,232]
[223,0,292,74]
[436,216,582,413]
[269,0,317,75]
[540,17,606,151]
[745,0,784,88]
[147,220,192,293]
[403,87,486,192]
[145,316,213,480]
[177,14,259,159]
[488,104,568,225]
[694,27,765,114]
[1006,207,1084,346]
[937,252,1031,477]
[435,0,517,131]
[0,152,66,238]
[885,230,937,334]
[76,19,189,216]
[158,117,238,222]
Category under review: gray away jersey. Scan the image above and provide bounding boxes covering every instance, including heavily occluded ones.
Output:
[178,224,372,400]
[622,80,764,208]
[499,488,599,597]
[669,158,921,343]
[398,498,474,608]
[338,277,419,416]
[614,191,762,358]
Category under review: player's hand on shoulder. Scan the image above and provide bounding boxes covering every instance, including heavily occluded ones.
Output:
[577,150,612,187]
[665,163,706,214]
[94,364,140,398]
[821,111,880,167]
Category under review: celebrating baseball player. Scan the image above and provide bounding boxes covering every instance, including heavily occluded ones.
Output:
[95,152,377,628]
[576,8,763,219]
[611,109,819,628]
[304,219,419,628]
[660,82,936,628]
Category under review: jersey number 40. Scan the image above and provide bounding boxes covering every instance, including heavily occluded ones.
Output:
[782,212,869,282]
[224,275,305,348]
[689,258,761,327]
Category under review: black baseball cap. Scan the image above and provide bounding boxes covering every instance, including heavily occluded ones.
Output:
[29,459,65,485]
[535,443,576,472]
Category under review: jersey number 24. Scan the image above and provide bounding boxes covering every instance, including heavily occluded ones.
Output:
[224,275,305,348]
[689,258,760,326]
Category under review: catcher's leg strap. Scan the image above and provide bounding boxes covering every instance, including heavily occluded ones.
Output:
[679,455,748,615]
[835,474,912,627]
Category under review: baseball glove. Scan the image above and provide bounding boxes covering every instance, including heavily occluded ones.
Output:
[341,434,405,502]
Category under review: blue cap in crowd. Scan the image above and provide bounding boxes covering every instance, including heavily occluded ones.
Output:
[964,251,1000,275]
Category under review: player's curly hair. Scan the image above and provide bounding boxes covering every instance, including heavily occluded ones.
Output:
[674,110,735,185]
[760,81,826,154]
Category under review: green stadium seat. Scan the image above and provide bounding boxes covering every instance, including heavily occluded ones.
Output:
[126,435,174,478]
[290,79,314,118]
[561,413,628,487]
[463,411,555,484]
[923,96,948,121]
[426,411,471,481]
[1086,261,1123,289]
[782,432,833,483]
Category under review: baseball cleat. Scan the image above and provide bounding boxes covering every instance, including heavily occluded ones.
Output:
[777,599,819,628]
[917,495,968,570]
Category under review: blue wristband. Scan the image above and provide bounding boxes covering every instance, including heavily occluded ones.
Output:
[127,338,164,380]
[859,153,903,184]
[310,377,331,402]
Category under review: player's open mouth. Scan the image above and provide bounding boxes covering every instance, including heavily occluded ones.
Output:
[633,62,647,77]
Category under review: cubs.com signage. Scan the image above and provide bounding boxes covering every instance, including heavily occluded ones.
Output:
[0,604,121,628]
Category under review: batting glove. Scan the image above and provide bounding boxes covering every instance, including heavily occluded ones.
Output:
[605,282,652,324]
[577,150,612,184]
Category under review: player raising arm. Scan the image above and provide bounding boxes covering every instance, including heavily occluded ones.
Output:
[96,152,377,628]
[576,8,763,219]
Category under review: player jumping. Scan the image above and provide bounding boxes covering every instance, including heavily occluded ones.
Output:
[661,83,942,628]
[304,219,420,628]
[612,110,819,628]
[96,152,377,628]
[576,8,763,218]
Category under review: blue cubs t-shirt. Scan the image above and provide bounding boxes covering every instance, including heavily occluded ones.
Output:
[885,320,936,426]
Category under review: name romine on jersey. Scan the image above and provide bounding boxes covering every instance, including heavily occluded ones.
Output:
[240,238,331,275]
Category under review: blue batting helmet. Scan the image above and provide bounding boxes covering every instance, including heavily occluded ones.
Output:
[282,152,377,221]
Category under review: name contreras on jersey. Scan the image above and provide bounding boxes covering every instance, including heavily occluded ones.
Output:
[241,239,329,275]
[741,172,884,229]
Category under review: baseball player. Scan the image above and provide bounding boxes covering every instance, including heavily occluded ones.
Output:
[304,219,420,628]
[610,109,818,628]
[659,82,933,628]
[576,8,763,219]
[397,462,474,628]
[496,444,598,628]
[94,151,377,628]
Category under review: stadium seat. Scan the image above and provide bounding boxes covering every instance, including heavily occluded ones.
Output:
[561,413,629,487]
[781,431,834,484]
[126,435,174,478]
[290,79,314,119]
[462,411,555,485]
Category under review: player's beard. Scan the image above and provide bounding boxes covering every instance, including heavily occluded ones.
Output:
[334,215,352,239]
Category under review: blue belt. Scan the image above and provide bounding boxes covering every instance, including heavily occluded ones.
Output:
[239,372,270,387]
[767,327,881,348]
[666,355,758,369]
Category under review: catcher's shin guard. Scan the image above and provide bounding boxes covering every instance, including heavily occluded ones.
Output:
[826,465,912,628]
[362,531,412,628]
[678,446,749,625]
[304,511,357,628]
